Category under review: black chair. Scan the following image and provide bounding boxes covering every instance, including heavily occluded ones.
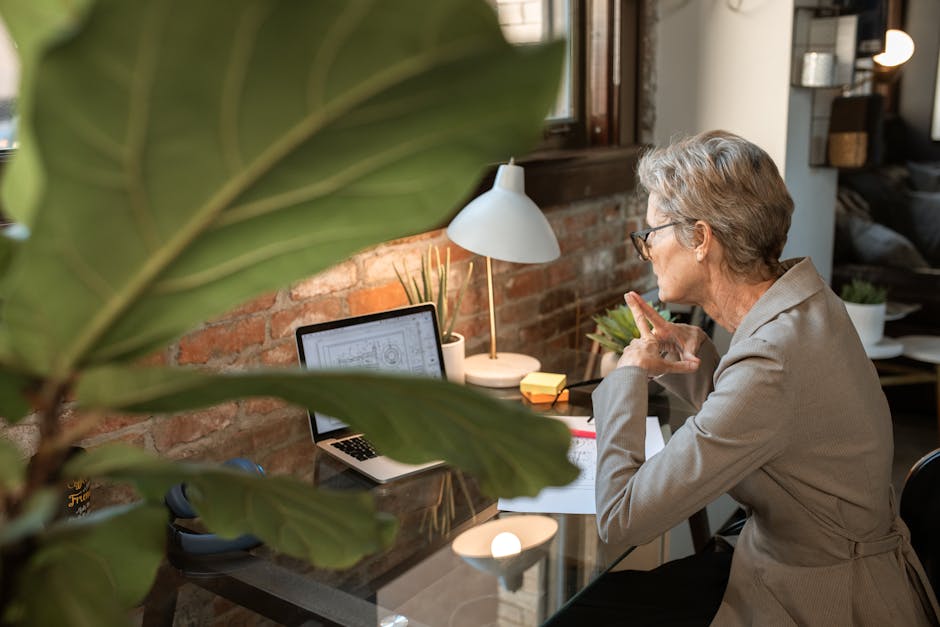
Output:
[900,448,940,596]
[698,507,747,554]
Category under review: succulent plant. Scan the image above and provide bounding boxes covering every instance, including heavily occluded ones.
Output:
[587,301,673,355]
[395,245,473,344]
[840,279,887,305]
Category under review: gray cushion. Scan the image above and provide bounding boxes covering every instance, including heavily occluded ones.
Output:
[840,168,909,226]
[838,212,929,269]
[905,192,940,266]
[908,162,940,193]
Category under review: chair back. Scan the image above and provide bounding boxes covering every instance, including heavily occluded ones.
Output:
[900,448,940,595]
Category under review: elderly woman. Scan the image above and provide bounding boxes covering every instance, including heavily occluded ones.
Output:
[553,131,939,626]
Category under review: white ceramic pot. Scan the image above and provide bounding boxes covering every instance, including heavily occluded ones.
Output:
[442,332,466,384]
[600,351,620,378]
[844,301,886,346]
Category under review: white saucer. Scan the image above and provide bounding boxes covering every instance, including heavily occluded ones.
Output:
[865,337,904,360]
[884,301,922,322]
[898,335,940,364]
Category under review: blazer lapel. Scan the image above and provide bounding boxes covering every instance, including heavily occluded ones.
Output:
[732,257,826,346]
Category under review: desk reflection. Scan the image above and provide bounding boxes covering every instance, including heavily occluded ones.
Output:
[144,383,694,626]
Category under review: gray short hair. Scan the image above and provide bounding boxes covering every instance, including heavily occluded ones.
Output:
[637,130,794,279]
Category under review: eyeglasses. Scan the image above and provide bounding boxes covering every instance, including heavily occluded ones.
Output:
[630,222,681,261]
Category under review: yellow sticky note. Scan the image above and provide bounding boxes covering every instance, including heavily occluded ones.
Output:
[519,372,567,396]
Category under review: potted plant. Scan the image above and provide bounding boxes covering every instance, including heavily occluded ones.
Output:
[841,279,888,346]
[0,1,578,624]
[587,302,673,377]
[395,245,473,383]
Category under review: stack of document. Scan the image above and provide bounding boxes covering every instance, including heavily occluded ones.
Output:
[498,415,665,514]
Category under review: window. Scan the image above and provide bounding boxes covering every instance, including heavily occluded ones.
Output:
[474,0,643,208]
[489,0,574,122]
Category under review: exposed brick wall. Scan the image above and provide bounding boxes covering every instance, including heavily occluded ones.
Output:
[2,191,655,507]
[0,0,660,498]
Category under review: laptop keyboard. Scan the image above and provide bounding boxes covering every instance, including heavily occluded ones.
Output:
[332,436,379,461]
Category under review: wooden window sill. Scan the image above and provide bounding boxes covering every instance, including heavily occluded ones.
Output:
[465,145,646,212]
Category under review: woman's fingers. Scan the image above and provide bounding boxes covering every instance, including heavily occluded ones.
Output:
[633,295,673,337]
[618,335,701,375]
[623,293,706,375]
[663,358,700,374]
[624,292,654,339]
[625,291,674,339]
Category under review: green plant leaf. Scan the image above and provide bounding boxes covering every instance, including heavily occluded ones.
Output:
[0,368,35,424]
[65,444,397,568]
[585,333,624,355]
[0,488,58,547]
[63,443,182,502]
[185,470,398,569]
[594,315,632,345]
[75,366,579,497]
[0,230,21,280]
[0,437,25,494]
[0,0,93,227]
[0,0,563,377]
[44,502,166,606]
[7,553,128,627]
[588,301,671,353]
[9,502,164,626]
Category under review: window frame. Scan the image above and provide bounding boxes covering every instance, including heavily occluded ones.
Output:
[468,0,645,210]
[539,0,640,151]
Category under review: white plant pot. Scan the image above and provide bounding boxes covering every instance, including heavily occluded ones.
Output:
[600,351,620,377]
[442,332,466,384]
[844,301,886,347]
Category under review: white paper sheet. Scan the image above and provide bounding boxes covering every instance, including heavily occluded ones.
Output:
[497,416,665,514]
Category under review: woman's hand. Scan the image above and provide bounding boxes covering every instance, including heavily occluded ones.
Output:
[616,292,705,377]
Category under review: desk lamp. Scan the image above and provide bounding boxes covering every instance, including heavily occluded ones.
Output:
[447,159,560,387]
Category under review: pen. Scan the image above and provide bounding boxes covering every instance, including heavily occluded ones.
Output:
[570,429,596,439]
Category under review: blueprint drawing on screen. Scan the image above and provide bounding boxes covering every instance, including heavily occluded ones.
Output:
[300,312,441,433]
[321,331,424,375]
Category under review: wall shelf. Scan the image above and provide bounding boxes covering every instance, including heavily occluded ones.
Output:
[792,5,860,166]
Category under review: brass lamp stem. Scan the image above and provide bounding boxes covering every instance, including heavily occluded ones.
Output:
[485,256,497,359]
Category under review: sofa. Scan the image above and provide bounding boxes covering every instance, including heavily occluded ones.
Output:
[832,161,940,337]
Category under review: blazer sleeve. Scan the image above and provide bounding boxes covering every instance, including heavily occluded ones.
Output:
[654,337,721,410]
[592,335,791,547]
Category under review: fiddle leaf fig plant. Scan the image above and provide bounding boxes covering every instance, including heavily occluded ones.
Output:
[0,0,578,624]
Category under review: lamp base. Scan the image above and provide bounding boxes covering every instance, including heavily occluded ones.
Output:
[464,353,541,388]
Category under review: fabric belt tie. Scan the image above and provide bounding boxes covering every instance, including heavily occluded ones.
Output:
[849,518,940,624]
[851,532,903,558]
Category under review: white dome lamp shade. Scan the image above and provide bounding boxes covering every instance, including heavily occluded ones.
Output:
[447,159,560,387]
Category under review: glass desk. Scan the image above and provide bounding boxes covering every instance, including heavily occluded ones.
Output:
[143,374,698,626]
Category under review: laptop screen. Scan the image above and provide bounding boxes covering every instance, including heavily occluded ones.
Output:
[295,304,445,439]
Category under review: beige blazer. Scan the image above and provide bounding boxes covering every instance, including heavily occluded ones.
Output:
[593,258,940,626]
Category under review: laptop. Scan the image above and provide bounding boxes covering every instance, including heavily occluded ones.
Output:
[295,303,446,483]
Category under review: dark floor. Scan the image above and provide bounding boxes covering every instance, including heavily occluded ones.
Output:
[886,384,938,496]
